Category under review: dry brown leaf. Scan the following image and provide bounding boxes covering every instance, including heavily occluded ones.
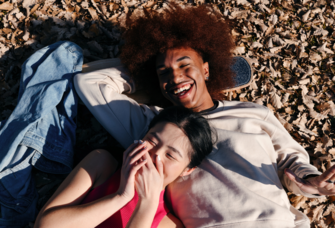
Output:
[143,0,156,8]
[322,121,331,133]
[230,10,248,19]
[266,103,275,112]
[309,52,322,63]
[30,3,40,15]
[281,93,290,105]
[121,0,128,14]
[234,46,245,55]
[309,109,328,121]
[81,0,89,9]
[308,205,326,222]
[265,25,274,36]
[302,10,311,22]
[88,7,99,20]
[108,12,120,24]
[269,91,282,109]
[314,142,324,154]
[90,0,105,19]
[317,42,334,54]
[0,2,14,10]
[285,107,293,114]
[291,195,308,209]
[2,28,12,34]
[328,101,335,115]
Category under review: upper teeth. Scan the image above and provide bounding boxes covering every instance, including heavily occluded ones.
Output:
[173,84,191,94]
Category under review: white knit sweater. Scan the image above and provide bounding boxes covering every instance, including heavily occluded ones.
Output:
[74,59,321,228]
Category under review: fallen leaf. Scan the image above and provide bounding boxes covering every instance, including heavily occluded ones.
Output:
[0,2,14,10]
[291,195,308,209]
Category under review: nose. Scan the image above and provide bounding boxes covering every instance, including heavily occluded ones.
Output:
[168,68,183,84]
[148,148,162,164]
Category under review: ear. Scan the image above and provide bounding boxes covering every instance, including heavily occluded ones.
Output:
[180,167,196,177]
[202,62,209,79]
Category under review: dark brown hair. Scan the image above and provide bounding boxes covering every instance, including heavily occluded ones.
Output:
[149,106,215,168]
[120,2,235,106]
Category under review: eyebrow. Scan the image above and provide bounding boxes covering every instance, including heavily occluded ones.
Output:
[149,132,183,158]
[156,56,191,69]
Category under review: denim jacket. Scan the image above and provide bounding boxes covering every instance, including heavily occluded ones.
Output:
[0,41,83,227]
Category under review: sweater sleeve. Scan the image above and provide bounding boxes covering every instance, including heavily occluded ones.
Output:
[265,109,322,198]
[74,61,160,149]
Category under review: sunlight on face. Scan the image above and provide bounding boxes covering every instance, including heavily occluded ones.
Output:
[143,122,194,188]
[155,47,213,112]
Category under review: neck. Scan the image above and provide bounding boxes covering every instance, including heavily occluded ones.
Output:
[192,98,214,113]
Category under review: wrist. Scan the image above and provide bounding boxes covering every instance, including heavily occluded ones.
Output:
[138,197,160,209]
[116,190,133,202]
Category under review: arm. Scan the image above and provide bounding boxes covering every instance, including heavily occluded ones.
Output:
[285,167,335,196]
[128,204,185,228]
[126,151,184,228]
[35,143,148,228]
[34,149,124,228]
[264,109,323,197]
[74,59,161,149]
[126,151,163,228]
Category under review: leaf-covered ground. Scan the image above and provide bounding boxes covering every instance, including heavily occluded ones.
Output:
[0,0,335,227]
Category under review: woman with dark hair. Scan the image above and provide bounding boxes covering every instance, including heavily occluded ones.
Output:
[34,106,214,228]
[74,3,335,228]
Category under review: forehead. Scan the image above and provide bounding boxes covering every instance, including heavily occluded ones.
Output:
[148,122,192,157]
[155,47,203,66]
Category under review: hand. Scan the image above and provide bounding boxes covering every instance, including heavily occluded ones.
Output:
[117,141,148,200]
[135,152,164,203]
[285,165,335,195]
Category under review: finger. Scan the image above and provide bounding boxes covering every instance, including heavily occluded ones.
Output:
[325,183,334,191]
[144,152,154,169]
[128,141,147,157]
[129,147,148,165]
[129,158,148,177]
[123,140,139,161]
[319,164,335,183]
[156,155,164,177]
[125,143,147,165]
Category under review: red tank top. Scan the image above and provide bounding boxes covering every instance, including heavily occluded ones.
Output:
[81,169,169,228]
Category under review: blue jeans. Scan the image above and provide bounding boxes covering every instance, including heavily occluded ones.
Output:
[0,41,83,227]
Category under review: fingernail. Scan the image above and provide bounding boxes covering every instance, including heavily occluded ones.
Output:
[144,146,147,149]
[157,155,161,161]
[134,140,138,144]
[139,140,144,144]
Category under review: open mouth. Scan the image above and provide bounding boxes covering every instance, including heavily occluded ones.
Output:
[169,83,194,98]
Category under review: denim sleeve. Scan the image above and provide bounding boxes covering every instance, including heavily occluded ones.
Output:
[0,41,83,226]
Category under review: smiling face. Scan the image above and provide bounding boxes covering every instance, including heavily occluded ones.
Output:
[156,47,214,112]
[142,121,195,188]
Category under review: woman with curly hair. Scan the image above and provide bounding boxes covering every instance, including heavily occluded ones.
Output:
[74,2,335,228]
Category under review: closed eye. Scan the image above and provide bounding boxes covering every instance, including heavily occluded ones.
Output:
[166,152,175,160]
[180,64,190,68]
[148,139,157,146]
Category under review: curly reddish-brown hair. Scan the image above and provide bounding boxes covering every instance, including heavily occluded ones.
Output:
[119,2,235,106]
